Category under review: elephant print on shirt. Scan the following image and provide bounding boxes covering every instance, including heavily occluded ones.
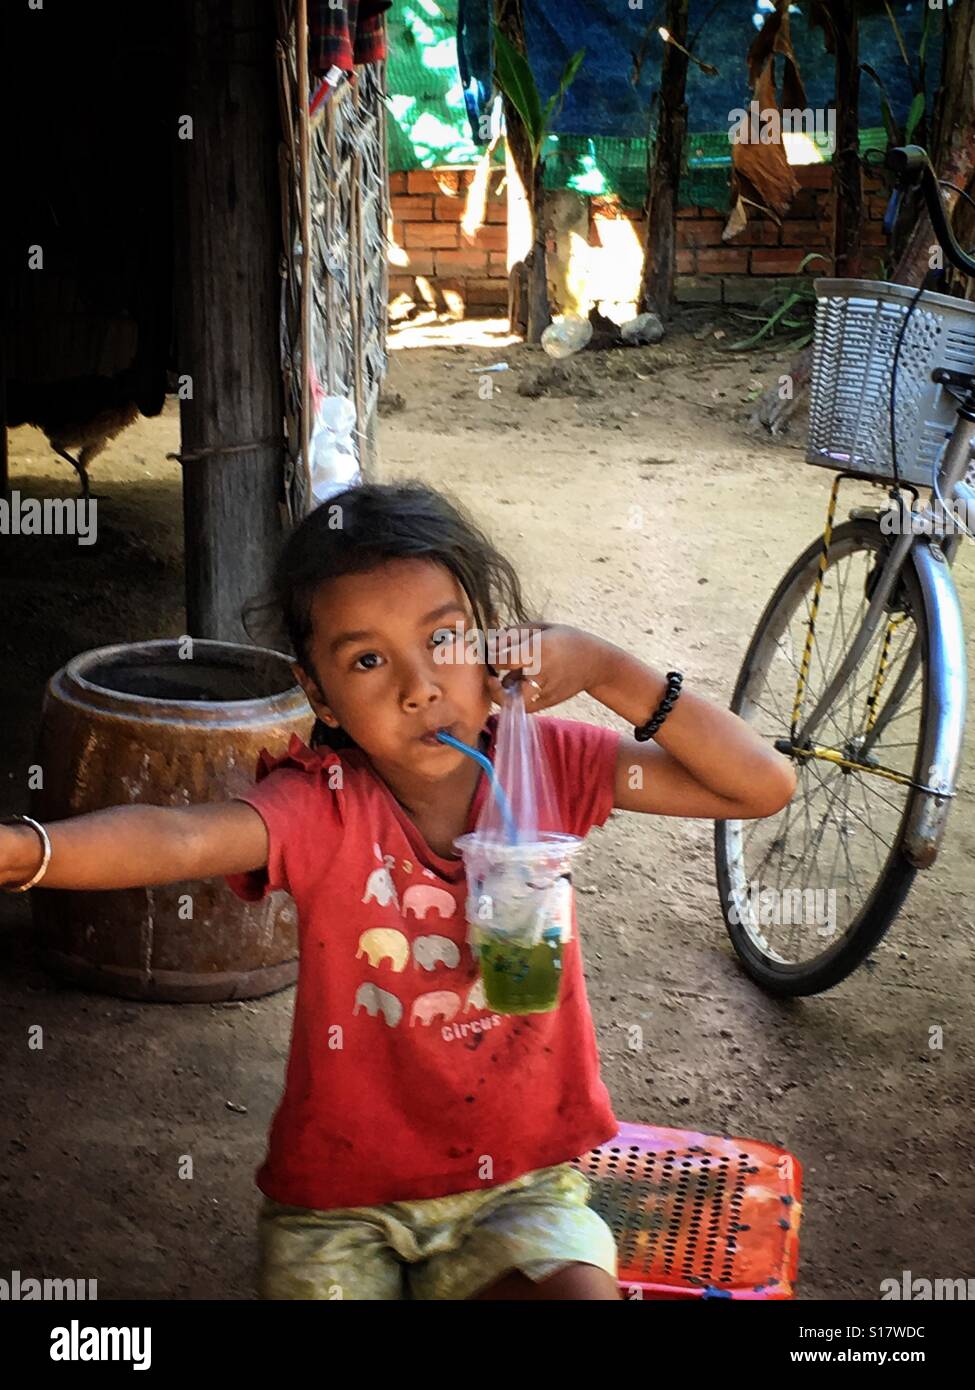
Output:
[353,982,403,1027]
[362,843,399,910]
[357,928,410,973]
[410,990,461,1027]
[411,934,460,972]
[402,882,456,921]
[464,977,486,1012]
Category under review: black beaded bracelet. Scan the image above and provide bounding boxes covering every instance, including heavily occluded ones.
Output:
[634,670,683,742]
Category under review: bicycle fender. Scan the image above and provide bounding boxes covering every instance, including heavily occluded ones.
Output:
[902,540,968,869]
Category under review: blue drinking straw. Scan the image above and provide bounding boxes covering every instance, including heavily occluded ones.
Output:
[435,729,519,844]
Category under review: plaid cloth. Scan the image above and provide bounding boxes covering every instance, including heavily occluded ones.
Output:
[309,0,390,74]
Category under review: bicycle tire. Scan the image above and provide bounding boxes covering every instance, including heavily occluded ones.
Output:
[714,519,931,996]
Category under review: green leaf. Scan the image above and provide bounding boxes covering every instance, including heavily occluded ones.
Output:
[905,91,925,144]
[728,292,804,351]
[882,0,913,78]
[919,3,933,67]
[558,48,586,102]
[493,24,544,163]
[859,64,899,146]
[542,49,585,140]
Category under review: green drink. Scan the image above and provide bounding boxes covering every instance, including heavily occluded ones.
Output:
[476,926,564,1014]
[455,832,584,1017]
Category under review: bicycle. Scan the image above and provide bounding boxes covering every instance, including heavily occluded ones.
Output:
[714,145,975,996]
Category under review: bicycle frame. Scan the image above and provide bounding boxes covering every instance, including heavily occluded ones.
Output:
[789,408,974,868]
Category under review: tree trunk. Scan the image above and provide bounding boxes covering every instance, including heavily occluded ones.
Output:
[175,0,285,641]
[893,0,975,293]
[639,1,690,318]
[830,2,862,277]
[496,0,549,341]
[526,161,550,341]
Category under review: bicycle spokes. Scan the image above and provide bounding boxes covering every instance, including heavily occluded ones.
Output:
[733,531,924,963]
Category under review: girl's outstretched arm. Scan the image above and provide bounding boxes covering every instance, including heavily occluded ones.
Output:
[0,802,269,892]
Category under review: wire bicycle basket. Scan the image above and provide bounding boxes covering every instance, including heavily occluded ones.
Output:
[806,277,975,491]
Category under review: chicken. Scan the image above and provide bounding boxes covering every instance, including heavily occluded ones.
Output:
[6,377,141,499]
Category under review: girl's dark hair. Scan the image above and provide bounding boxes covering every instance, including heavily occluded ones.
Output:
[255,481,535,751]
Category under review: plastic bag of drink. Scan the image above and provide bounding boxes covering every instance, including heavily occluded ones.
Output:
[455,681,583,1014]
[474,678,560,845]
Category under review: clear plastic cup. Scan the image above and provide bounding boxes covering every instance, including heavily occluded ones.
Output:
[454,832,584,1015]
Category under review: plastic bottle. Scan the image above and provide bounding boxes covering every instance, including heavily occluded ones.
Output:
[540,314,593,360]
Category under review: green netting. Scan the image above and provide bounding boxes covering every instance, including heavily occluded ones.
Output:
[542,131,735,210]
[386,4,482,170]
[386,7,890,212]
[541,126,889,210]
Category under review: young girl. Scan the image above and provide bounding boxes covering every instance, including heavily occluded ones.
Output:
[0,481,795,1301]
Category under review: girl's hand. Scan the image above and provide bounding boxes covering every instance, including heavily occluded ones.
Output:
[487,624,611,714]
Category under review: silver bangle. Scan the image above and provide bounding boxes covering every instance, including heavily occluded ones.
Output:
[2,815,53,892]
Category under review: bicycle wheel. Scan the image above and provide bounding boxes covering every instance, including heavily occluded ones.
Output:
[714,518,933,995]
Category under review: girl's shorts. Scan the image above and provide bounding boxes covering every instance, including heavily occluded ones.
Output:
[258,1161,618,1300]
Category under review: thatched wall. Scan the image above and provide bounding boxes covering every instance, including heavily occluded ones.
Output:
[278,3,389,520]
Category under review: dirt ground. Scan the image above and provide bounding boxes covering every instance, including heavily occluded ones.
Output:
[1,313,973,1300]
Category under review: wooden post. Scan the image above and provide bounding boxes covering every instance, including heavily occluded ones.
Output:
[175,0,285,642]
[639,2,690,319]
[495,0,549,342]
[830,2,862,279]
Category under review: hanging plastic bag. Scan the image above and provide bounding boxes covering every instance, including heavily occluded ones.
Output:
[307,369,359,504]
[454,680,583,1015]
[309,395,359,503]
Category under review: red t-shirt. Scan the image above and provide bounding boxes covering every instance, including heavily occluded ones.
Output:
[226,714,622,1211]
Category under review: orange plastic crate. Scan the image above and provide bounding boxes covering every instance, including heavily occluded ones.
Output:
[572,1121,802,1299]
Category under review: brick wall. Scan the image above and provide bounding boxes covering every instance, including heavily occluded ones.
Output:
[388,164,888,315]
[389,169,509,315]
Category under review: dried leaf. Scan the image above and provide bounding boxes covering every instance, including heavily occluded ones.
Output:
[747,3,783,86]
[731,63,800,218]
[747,0,806,105]
[780,54,807,115]
[726,1,806,239]
[722,193,748,242]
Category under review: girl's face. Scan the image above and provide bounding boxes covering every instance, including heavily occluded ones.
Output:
[296,557,495,780]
